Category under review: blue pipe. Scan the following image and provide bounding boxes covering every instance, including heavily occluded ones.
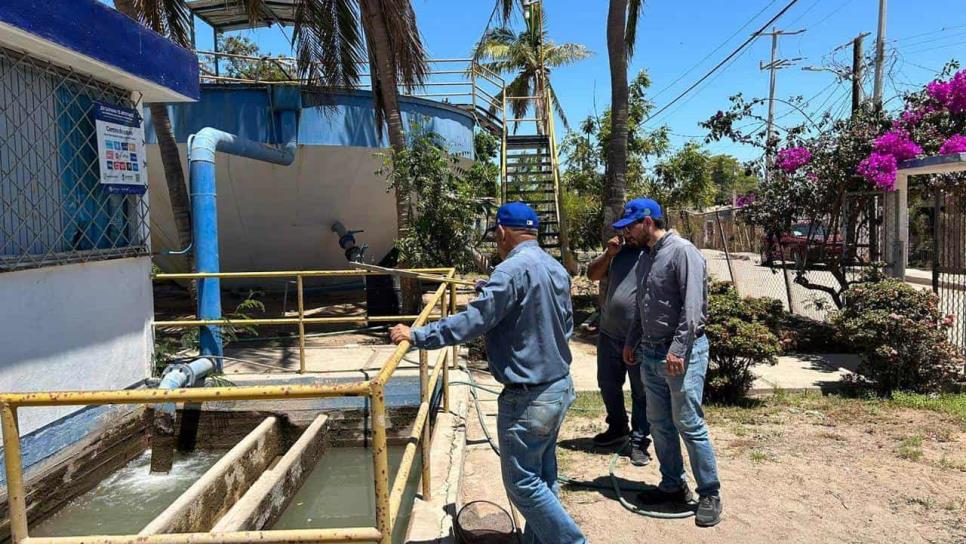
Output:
[187,86,300,369]
[156,357,216,415]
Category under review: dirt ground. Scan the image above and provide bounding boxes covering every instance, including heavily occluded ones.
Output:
[556,392,966,544]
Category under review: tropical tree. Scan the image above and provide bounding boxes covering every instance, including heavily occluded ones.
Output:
[472,6,592,133]
[602,0,642,244]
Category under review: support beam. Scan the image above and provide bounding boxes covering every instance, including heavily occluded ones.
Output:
[212,415,329,531]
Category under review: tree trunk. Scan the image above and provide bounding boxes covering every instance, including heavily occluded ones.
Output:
[360,0,420,313]
[602,0,630,245]
[114,0,194,278]
[149,103,194,270]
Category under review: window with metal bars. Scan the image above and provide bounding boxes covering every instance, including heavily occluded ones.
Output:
[0,46,150,272]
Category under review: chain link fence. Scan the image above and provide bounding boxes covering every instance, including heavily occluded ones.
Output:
[668,206,871,322]
[1,46,149,273]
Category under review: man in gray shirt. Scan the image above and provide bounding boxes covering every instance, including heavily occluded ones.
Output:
[586,233,651,466]
[615,198,723,528]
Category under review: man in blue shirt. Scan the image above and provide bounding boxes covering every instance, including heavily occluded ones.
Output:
[616,198,723,528]
[390,202,586,544]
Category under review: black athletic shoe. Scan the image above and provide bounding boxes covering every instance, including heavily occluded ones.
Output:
[592,426,629,447]
[629,444,651,467]
[695,495,722,527]
[636,486,694,505]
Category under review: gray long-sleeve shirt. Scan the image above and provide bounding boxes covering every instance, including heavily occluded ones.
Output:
[624,231,707,358]
[410,240,573,385]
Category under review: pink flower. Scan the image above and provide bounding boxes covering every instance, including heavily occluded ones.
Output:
[735,193,756,208]
[939,134,966,155]
[857,152,898,191]
[776,147,812,173]
[872,129,923,162]
[805,171,819,182]
[944,314,956,327]
[926,70,966,113]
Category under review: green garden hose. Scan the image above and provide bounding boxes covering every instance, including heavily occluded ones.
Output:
[455,369,697,520]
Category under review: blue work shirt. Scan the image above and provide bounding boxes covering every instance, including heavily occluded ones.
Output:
[410,240,574,385]
[625,231,708,359]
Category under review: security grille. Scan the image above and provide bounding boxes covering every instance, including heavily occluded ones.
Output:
[0,46,149,272]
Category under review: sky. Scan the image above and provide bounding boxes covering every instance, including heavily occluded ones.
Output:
[147,0,966,163]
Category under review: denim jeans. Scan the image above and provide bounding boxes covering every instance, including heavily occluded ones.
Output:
[597,333,650,449]
[640,335,721,497]
[497,375,586,544]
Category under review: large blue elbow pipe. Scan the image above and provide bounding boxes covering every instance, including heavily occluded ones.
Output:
[187,87,300,368]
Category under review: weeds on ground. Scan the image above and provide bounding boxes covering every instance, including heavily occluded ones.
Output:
[889,392,966,422]
[896,435,925,461]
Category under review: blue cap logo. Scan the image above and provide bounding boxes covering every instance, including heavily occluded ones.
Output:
[490,201,540,231]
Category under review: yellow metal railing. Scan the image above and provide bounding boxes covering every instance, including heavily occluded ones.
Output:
[0,268,463,544]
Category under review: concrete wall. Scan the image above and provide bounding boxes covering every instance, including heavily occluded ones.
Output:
[0,257,153,435]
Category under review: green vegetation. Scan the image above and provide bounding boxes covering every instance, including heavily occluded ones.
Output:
[831,279,965,395]
[896,435,925,461]
[379,128,496,271]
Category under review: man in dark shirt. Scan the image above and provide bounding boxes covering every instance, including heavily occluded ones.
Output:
[586,232,651,466]
[617,198,723,528]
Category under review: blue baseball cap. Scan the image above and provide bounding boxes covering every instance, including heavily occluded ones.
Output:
[612,198,663,229]
[488,201,540,231]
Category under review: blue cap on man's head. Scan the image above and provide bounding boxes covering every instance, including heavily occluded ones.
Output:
[490,201,540,230]
[611,198,663,229]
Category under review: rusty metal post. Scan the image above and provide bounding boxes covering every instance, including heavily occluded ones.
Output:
[449,282,458,371]
[440,288,450,413]
[419,348,432,500]
[715,210,739,295]
[1,404,28,544]
[297,275,306,374]
[369,382,392,543]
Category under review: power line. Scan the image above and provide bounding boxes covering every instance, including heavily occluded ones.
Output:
[650,0,779,101]
[892,24,966,43]
[644,0,802,125]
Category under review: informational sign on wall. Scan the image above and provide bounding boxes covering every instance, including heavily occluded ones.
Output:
[95,102,147,195]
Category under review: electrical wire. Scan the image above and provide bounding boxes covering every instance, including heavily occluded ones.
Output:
[650,0,779,101]
[644,0,802,126]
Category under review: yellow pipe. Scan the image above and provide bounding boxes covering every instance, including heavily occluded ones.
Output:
[375,279,451,384]
[0,381,370,408]
[296,275,306,374]
[419,349,432,500]
[369,381,392,544]
[388,401,429,524]
[388,349,445,521]
[440,289,450,413]
[153,315,442,328]
[21,528,382,544]
[2,404,28,544]
[449,283,459,371]
[153,268,454,280]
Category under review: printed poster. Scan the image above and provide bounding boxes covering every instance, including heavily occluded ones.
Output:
[95,102,147,195]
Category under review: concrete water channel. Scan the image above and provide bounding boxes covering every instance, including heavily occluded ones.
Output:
[1,344,445,544]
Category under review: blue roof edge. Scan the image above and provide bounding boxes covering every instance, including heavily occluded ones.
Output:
[0,0,199,102]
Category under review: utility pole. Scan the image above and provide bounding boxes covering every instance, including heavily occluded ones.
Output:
[757,27,805,178]
[873,0,887,107]
[852,33,866,114]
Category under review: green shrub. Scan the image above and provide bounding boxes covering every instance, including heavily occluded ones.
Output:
[830,279,964,395]
[706,282,782,402]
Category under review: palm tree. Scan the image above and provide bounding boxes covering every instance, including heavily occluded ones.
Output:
[114,1,427,309]
[472,7,591,133]
[602,0,642,243]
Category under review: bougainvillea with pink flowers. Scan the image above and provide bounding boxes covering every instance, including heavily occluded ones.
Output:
[939,134,966,155]
[776,146,812,173]
[856,152,899,191]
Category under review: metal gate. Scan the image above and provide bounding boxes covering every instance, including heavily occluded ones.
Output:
[931,186,966,349]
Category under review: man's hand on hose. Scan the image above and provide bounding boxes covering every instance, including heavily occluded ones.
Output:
[389,324,412,345]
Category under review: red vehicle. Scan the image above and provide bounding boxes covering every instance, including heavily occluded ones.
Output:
[761,223,845,266]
